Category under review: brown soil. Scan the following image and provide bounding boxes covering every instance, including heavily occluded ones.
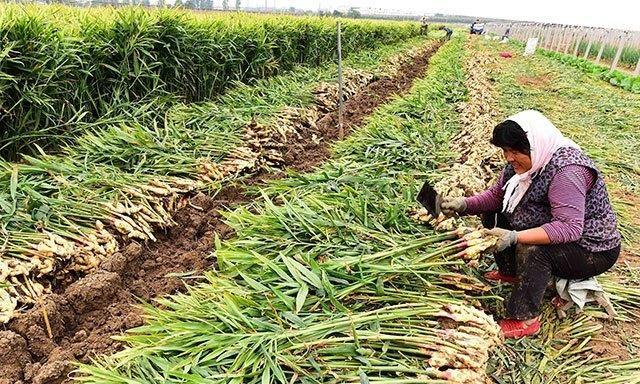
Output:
[1,41,442,384]
[585,262,640,361]
[516,74,551,88]
[588,312,639,360]
[618,248,640,267]
[608,182,640,265]
[315,42,441,143]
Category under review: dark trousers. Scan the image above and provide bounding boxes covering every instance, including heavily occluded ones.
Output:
[482,213,620,320]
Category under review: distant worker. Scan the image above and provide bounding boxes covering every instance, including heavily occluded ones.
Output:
[438,25,453,41]
[420,16,429,34]
[501,25,512,42]
[470,18,485,35]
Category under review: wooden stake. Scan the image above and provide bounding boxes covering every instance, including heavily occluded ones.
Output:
[548,25,556,49]
[27,276,53,339]
[337,21,344,140]
[543,25,551,48]
[610,32,627,71]
[556,26,566,51]
[595,30,609,63]
[549,26,558,50]
[573,29,583,56]
[564,28,574,54]
[553,26,562,51]
[41,302,53,339]
[583,29,594,59]
[559,27,570,52]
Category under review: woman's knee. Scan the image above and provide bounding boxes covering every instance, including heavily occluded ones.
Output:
[517,244,543,258]
[516,244,549,274]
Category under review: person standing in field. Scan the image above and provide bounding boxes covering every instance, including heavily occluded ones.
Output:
[470,18,485,34]
[439,110,621,338]
[501,24,512,42]
[420,16,429,34]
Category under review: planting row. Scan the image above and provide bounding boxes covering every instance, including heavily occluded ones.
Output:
[0,36,436,323]
[0,4,421,158]
[78,34,508,384]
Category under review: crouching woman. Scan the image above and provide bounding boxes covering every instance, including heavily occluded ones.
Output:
[441,110,621,338]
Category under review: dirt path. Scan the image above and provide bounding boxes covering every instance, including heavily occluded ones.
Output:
[0,41,443,384]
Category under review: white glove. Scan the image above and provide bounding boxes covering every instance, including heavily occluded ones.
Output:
[440,197,466,217]
[481,227,518,252]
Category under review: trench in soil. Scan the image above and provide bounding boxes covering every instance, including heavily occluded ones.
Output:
[0,40,443,384]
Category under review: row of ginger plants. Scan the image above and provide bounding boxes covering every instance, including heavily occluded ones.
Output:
[0,35,439,322]
[77,33,509,384]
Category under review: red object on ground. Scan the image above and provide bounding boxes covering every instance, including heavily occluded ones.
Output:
[499,318,541,338]
[499,51,513,58]
[484,270,519,284]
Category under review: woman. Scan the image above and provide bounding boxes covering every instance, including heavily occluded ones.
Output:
[440,110,621,338]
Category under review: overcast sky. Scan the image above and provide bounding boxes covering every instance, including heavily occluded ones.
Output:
[241,0,639,30]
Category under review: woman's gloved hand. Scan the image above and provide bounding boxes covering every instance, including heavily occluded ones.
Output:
[481,227,518,252]
[440,197,466,217]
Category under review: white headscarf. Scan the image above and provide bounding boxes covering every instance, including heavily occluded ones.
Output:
[501,110,580,213]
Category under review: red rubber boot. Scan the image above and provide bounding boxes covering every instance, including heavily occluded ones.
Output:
[484,270,519,284]
[499,318,541,338]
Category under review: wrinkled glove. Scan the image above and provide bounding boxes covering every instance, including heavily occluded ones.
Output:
[481,227,518,252]
[440,197,466,217]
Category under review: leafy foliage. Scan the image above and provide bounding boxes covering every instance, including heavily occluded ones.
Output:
[540,49,640,93]
[0,4,420,158]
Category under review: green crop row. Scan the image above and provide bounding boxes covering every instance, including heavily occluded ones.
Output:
[0,36,433,323]
[539,49,640,93]
[77,34,640,383]
[0,4,420,158]
[76,34,475,384]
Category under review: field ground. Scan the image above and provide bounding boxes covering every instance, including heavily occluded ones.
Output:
[1,22,640,384]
